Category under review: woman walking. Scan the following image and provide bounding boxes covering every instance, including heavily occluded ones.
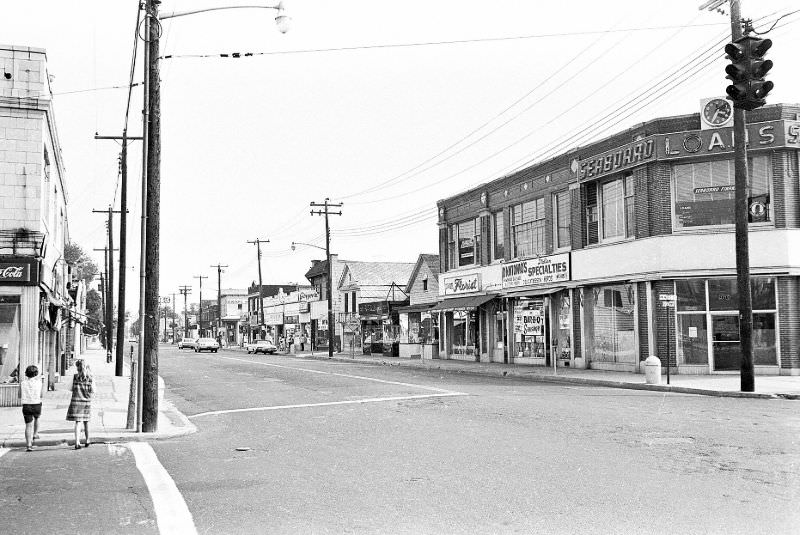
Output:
[66,359,93,449]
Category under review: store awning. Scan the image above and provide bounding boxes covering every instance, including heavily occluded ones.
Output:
[429,294,497,312]
[395,303,437,314]
[502,286,565,299]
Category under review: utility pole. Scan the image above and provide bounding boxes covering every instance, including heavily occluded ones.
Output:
[247,239,269,340]
[94,133,142,376]
[179,286,191,338]
[142,0,161,433]
[211,263,228,339]
[172,291,177,343]
[93,244,118,360]
[194,275,208,337]
[93,209,121,365]
[728,0,754,392]
[311,198,343,359]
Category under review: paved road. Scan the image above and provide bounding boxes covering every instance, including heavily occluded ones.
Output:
[2,345,799,534]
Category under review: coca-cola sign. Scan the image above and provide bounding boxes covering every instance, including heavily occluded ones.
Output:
[0,260,36,285]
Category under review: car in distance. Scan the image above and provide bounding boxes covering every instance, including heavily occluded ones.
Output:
[195,338,220,353]
[178,337,197,350]
[246,339,277,355]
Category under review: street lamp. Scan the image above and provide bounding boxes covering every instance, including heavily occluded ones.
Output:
[138,0,291,432]
[291,241,326,252]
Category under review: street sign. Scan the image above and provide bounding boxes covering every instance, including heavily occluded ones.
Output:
[158,296,171,304]
[658,294,677,301]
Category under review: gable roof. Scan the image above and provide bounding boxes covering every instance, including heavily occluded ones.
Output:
[338,261,416,292]
[405,254,440,293]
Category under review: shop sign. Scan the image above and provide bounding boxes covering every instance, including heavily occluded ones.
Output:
[319,318,328,331]
[0,295,20,304]
[299,290,319,302]
[579,120,797,181]
[0,259,38,286]
[579,136,657,181]
[298,302,310,313]
[660,120,786,160]
[502,253,570,289]
[284,315,299,324]
[264,311,283,325]
[443,272,481,295]
[359,301,387,316]
[513,307,543,336]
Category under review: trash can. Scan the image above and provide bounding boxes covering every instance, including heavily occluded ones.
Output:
[644,355,661,385]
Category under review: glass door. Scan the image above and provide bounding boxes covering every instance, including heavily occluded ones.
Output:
[711,315,740,371]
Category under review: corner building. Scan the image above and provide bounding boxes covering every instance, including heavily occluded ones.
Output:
[436,102,800,376]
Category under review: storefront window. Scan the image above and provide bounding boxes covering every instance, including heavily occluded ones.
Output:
[554,292,572,360]
[419,312,439,344]
[407,312,420,344]
[0,302,21,381]
[677,314,708,365]
[673,156,771,229]
[513,299,546,359]
[753,313,776,366]
[512,198,546,258]
[584,284,636,364]
[452,310,477,356]
[677,280,706,311]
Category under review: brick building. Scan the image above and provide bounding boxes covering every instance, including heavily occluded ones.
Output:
[435,101,800,376]
[0,45,72,405]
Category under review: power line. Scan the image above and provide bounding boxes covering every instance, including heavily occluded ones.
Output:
[159,22,728,61]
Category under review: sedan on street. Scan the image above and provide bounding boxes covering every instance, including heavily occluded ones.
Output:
[178,337,197,350]
[194,338,219,353]
[246,339,277,355]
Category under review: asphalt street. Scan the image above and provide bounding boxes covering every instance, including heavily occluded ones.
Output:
[2,345,799,534]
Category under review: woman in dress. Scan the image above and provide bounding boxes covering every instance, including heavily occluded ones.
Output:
[66,359,93,449]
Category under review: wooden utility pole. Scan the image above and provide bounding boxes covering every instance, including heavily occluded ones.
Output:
[210,263,228,339]
[311,199,342,359]
[172,292,177,343]
[194,275,208,337]
[179,285,192,337]
[728,0,755,392]
[93,209,121,364]
[93,244,118,359]
[95,132,142,376]
[247,239,269,340]
[142,0,161,432]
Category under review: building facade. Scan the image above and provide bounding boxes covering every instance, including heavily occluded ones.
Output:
[304,254,348,352]
[219,289,246,346]
[0,45,72,406]
[437,102,800,376]
[397,254,440,360]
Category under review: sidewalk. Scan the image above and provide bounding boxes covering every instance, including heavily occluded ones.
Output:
[259,346,800,400]
[0,345,196,449]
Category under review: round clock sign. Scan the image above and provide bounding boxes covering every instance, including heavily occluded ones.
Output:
[702,98,732,127]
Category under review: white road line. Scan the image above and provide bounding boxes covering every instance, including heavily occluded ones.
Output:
[189,392,467,419]
[127,442,197,535]
[0,447,9,459]
[218,355,463,394]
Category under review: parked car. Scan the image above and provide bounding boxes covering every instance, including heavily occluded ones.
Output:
[246,339,277,355]
[178,337,197,350]
[195,337,219,353]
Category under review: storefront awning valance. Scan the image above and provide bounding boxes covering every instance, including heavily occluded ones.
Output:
[502,286,565,299]
[429,294,497,312]
[396,303,436,314]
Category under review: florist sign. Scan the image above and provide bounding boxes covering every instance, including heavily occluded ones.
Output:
[443,272,481,296]
[502,253,570,289]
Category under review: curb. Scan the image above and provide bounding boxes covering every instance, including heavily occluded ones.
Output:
[299,353,782,400]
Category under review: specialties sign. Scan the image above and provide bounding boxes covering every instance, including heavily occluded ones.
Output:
[502,253,570,289]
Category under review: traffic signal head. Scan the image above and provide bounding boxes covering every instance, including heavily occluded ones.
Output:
[724,35,774,111]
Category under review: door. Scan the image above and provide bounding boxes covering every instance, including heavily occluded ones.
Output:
[711,315,740,371]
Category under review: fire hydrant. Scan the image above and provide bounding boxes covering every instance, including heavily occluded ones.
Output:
[645,355,661,385]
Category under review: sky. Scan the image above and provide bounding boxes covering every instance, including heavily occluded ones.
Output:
[3,0,799,313]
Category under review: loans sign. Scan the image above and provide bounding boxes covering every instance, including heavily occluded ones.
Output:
[502,253,570,289]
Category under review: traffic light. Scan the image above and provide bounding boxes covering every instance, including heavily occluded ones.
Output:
[724,35,774,111]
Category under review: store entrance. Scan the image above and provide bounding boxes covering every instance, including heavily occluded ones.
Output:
[711,315,740,371]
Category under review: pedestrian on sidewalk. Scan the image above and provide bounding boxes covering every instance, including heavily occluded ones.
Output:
[66,359,94,449]
[21,365,42,452]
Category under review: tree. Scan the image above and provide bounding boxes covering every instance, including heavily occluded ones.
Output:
[64,242,99,285]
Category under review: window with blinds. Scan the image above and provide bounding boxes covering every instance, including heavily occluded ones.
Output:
[553,190,571,249]
[673,156,771,228]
